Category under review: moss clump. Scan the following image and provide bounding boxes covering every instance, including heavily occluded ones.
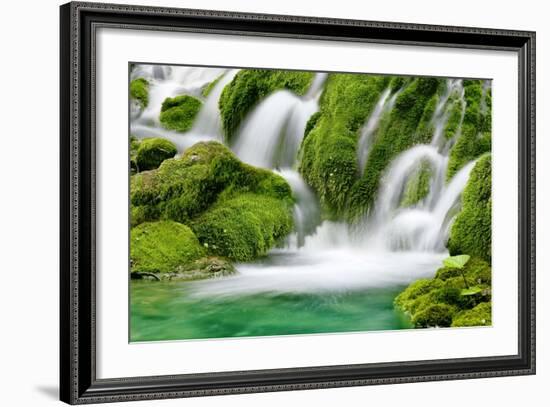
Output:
[135,137,177,171]
[447,80,491,179]
[401,160,433,207]
[219,69,315,141]
[346,77,444,219]
[412,304,454,328]
[191,193,293,261]
[131,141,292,225]
[130,78,149,108]
[130,141,294,260]
[202,74,223,97]
[452,302,492,327]
[130,221,205,274]
[447,154,491,262]
[130,135,140,174]
[298,73,392,217]
[395,256,492,328]
[159,95,202,132]
[444,96,464,139]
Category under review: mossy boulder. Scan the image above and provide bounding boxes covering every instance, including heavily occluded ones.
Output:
[130,135,140,174]
[130,78,149,108]
[401,160,433,207]
[447,80,491,179]
[130,141,294,261]
[298,73,392,217]
[135,137,177,171]
[447,154,491,262]
[219,69,315,141]
[159,95,202,132]
[395,256,492,328]
[191,193,293,261]
[130,221,205,274]
[452,302,492,327]
[346,77,444,219]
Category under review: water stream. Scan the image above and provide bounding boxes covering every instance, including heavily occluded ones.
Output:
[130,68,474,341]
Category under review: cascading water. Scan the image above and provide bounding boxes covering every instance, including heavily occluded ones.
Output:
[130,69,474,300]
[130,66,236,151]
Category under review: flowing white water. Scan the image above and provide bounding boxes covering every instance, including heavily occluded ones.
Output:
[357,87,401,174]
[232,73,327,168]
[129,67,478,297]
[130,66,232,150]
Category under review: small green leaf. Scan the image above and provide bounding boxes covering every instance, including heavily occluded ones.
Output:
[461,286,482,296]
[443,254,471,269]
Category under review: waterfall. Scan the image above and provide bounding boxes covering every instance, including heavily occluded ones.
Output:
[232,73,327,168]
[130,67,237,151]
[129,66,482,297]
[357,87,400,174]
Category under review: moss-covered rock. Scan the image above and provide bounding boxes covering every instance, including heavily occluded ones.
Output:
[130,135,140,174]
[401,160,433,207]
[130,78,149,108]
[159,95,202,132]
[412,304,454,328]
[444,95,464,140]
[298,73,392,218]
[346,77,445,219]
[447,80,491,179]
[447,154,491,262]
[131,256,236,281]
[130,221,205,274]
[219,69,315,141]
[191,193,293,261]
[130,141,294,261]
[395,256,492,328]
[451,302,492,327]
[135,137,177,171]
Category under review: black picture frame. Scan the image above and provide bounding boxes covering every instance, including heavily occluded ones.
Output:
[60,1,536,404]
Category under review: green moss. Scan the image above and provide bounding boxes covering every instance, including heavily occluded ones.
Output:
[452,302,492,327]
[447,154,491,262]
[401,160,433,207]
[219,69,315,141]
[130,221,205,274]
[447,80,491,179]
[135,137,177,171]
[346,77,445,219]
[159,95,202,132]
[190,193,293,261]
[202,74,223,97]
[130,78,149,108]
[396,256,492,328]
[298,73,392,217]
[130,135,140,174]
[444,97,464,139]
[130,141,294,260]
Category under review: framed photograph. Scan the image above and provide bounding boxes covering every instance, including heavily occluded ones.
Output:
[60,1,536,404]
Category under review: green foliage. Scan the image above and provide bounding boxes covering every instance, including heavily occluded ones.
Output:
[452,302,492,327]
[202,74,223,97]
[191,193,293,261]
[444,97,464,139]
[130,135,140,174]
[135,137,177,171]
[130,141,294,261]
[447,80,491,179]
[346,77,444,219]
[448,154,492,262]
[219,69,315,141]
[395,257,492,328]
[159,95,202,132]
[130,78,149,108]
[401,160,433,207]
[298,73,392,217]
[412,304,454,328]
[130,221,205,274]
[443,254,471,269]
